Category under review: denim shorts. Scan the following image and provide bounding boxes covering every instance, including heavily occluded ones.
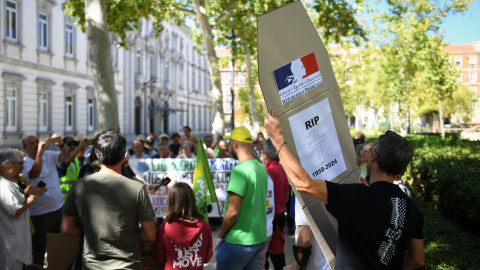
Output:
[216,240,266,270]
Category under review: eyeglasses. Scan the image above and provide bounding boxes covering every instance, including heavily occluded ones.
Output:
[183,146,190,149]
[360,149,371,154]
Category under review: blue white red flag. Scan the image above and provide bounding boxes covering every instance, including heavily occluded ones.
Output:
[273,52,323,105]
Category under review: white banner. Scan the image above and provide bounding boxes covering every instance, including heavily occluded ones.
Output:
[128,158,239,217]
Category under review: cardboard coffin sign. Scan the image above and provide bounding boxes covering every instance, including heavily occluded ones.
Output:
[257,2,359,269]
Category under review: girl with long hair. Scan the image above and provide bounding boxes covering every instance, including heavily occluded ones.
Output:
[153,182,213,269]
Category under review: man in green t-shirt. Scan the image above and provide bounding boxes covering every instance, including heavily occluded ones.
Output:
[217,127,268,270]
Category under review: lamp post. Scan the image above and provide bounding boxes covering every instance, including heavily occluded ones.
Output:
[225,28,236,130]
[187,89,199,127]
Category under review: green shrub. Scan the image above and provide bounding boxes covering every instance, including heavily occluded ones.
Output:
[405,135,480,235]
[412,192,480,269]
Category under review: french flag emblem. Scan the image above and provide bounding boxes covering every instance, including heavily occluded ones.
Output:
[273,52,323,105]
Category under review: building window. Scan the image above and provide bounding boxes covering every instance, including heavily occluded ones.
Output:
[87,98,95,131]
[5,88,17,132]
[165,31,169,48]
[149,53,155,79]
[470,64,476,69]
[472,101,476,113]
[136,49,142,75]
[225,93,232,112]
[38,13,48,49]
[204,74,208,94]
[197,106,201,131]
[192,68,196,90]
[66,96,74,131]
[172,32,177,50]
[38,92,49,131]
[198,69,201,92]
[179,63,184,88]
[455,61,461,69]
[6,1,17,41]
[165,62,170,83]
[203,108,207,130]
[179,103,184,128]
[470,71,477,84]
[191,105,195,130]
[65,23,74,56]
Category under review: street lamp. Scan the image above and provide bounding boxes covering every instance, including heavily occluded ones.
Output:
[224,28,236,130]
[187,89,199,127]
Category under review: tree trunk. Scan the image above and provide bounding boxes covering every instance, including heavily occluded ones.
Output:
[84,0,119,131]
[191,0,225,138]
[242,41,260,135]
[439,98,445,139]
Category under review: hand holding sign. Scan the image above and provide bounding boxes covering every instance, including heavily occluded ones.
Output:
[264,109,284,149]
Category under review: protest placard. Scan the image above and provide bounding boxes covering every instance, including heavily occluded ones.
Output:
[258,2,360,268]
[129,158,238,217]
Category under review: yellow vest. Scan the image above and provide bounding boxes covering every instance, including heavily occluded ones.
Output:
[59,157,80,200]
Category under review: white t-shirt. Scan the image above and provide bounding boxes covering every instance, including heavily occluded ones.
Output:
[295,196,330,270]
[266,175,275,237]
[23,150,64,215]
[0,177,32,267]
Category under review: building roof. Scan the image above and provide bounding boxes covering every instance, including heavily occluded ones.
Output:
[444,41,480,54]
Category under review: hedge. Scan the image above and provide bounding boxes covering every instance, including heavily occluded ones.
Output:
[405,135,480,235]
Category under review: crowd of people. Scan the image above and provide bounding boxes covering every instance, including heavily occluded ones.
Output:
[0,120,424,270]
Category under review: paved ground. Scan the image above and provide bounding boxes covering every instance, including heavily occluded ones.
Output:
[204,224,296,270]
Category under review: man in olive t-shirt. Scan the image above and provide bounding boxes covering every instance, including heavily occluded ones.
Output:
[61,131,156,270]
[217,127,268,270]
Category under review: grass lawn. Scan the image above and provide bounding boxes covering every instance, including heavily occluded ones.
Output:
[411,192,480,269]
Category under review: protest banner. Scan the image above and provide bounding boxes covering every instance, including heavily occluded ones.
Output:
[258,2,359,268]
[129,158,238,217]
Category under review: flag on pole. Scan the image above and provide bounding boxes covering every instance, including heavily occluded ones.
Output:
[192,139,217,221]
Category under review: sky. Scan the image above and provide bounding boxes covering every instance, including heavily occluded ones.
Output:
[440,0,480,45]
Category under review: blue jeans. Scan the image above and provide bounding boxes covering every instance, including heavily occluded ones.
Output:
[216,241,266,270]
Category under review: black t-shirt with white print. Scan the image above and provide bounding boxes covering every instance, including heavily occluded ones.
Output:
[325,181,423,270]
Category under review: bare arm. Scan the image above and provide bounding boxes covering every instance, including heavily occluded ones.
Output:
[63,140,88,165]
[61,215,82,237]
[402,238,424,269]
[139,219,157,242]
[14,186,47,217]
[265,110,328,204]
[54,134,69,163]
[218,192,242,238]
[28,139,49,179]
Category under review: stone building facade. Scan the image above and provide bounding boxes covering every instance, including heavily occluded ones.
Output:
[0,0,212,147]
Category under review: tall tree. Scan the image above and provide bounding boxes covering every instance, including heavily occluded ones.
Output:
[65,0,367,135]
[64,0,161,131]
[372,0,473,134]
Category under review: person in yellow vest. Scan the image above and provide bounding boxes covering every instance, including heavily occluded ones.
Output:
[58,137,87,200]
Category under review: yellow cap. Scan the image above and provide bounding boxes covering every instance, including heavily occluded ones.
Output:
[225,127,253,144]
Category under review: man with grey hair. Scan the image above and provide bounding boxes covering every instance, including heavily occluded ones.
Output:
[22,134,69,266]
[261,139,289,270]
[176,141,196,159]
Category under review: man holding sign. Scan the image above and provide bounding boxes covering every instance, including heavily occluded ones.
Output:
[216,127,268,270]
[265,111,424,270]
